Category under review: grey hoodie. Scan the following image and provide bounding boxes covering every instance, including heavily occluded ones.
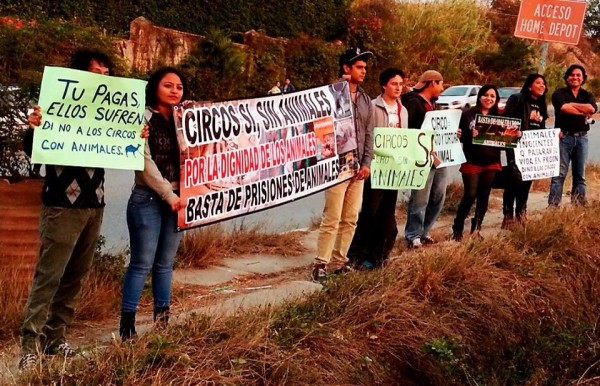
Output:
[372,94,409,128]
[354,86,374,167]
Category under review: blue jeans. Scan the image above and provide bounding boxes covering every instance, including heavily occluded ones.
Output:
[548,134,588,206]
[405,167,448,241]
[121,186,183,313]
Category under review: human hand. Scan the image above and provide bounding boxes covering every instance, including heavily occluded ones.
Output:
[166,195,182,212]
[28,106,42,128]
[431,150,442,167]
[456,128,462,139]
[354,166,370,180]
[140,124,149,139]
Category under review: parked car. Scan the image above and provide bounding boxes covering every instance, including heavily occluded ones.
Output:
[497,87,521,112]
[436,85,480,111]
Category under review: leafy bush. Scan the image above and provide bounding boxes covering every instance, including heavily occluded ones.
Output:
[0,0,350,40]
[0,86,34,179]
[179,28,248,101]
[346,0,491,94]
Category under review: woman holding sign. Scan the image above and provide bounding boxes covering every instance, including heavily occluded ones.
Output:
[502,74,548,228]
[452,85,502,241]
[120,67,188,340]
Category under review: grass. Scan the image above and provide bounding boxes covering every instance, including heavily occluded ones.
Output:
[15,201,600,385]
[177,221,308,268]
[0,238,127,344]
[1,219,309,345]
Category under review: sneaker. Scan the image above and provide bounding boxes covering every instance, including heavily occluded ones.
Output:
[407,237,423,249]
[361,260,375,270]
[310,263,327,282]
[332,263,355,275]
[18,353,38,371]
[421,235,436,245]
[44,342,76,357]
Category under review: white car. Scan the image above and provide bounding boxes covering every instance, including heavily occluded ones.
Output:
[436,85,480,111]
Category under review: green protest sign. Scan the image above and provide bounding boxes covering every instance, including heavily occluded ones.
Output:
[31,66,147,170]
[370,127,435,190]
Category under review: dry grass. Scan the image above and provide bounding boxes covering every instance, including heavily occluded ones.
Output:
[0,247,125,344]
[19,202,600,385]
[0,263,30,342]
[177,222,308,269]
[442,180,463,214]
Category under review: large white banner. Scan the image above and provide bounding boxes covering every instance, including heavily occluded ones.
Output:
[175,81,358,230]
[514,129,560,181]
[421,110,465,168]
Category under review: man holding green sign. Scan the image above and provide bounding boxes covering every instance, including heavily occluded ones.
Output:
[19,50,146,371]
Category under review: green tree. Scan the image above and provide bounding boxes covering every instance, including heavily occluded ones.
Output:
[179,28,247,101]
[347,0,491,92]
[585,0,600,49]
[0,19,118,179]
[476,0,535,85]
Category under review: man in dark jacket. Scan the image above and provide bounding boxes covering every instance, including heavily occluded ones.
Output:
[311,48,374,282]
[401,70,445,248]
[548,64,597,206]
[282,78,296,93]
[348,67,407,268]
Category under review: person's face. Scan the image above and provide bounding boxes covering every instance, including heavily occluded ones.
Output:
[88,59,109,75]
[567,69,584,88]
[530,77,546,97]
[276,81,281,87]
[285,79,290,85]
[345,60,367,84]
[383,75,403,100]
[479,88,497,110]
[156,72,184,106]
[430,80,444,97]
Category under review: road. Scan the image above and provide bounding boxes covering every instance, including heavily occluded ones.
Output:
[100,120,600,251]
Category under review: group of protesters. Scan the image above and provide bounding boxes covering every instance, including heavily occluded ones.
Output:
[310,48,597,281]
[16,46,597,371]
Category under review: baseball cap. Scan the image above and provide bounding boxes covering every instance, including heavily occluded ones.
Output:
[414,70,443,90]
[339,47,374,67]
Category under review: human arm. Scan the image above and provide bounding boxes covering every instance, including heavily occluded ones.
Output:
[503,94,520,119]
[137,137,180,210]
[361,96,374,170]
[457,110,472,143]
[560,103,596,115]
[23,106,42,157]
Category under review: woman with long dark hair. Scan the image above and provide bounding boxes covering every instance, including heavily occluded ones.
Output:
[119,67,188,340]
[452,85,502,241]
[502,74,548,227]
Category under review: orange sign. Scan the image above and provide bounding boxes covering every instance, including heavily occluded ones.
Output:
[514,0,588,45]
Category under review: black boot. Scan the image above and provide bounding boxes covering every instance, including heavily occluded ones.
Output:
[154,306,170,329]
[470,217,478,233]
[119,311,137,341]
[452,219,464,241]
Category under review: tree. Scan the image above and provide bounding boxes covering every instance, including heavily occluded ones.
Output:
[585,0,600,50]
[179,28,248,101]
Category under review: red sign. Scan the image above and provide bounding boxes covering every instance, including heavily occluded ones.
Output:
[514,0,588,45]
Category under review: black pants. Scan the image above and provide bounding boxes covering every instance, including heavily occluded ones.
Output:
[503,174,532,218]
[348,177,398,267]
[453,170,497,234]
